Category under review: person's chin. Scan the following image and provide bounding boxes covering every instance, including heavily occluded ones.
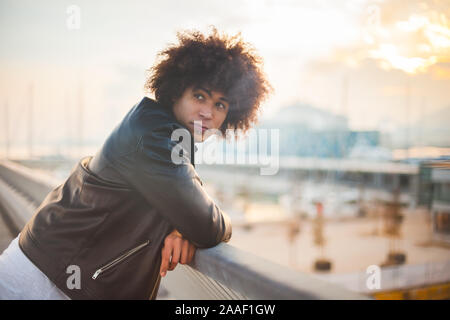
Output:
[193,134,204,143]
[190,128,206,142]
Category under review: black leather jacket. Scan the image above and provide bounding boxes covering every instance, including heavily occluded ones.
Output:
[18,97,232,300]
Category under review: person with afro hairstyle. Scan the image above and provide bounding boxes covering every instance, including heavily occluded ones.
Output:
[0,27,272,300]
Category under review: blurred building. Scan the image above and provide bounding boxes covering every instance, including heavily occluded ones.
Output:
[257,103,387,159]
[417,160,450,244]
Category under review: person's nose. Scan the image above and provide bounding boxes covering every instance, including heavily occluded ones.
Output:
[198,103,213,120]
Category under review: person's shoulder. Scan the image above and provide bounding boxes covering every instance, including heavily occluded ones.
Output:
[130,97,195,171]
[130,97,183,136]
[133,96,173,122]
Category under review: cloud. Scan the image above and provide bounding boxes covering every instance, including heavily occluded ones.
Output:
[308,0,450,75]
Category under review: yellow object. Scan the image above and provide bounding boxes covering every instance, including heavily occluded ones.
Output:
[373,282,450,300]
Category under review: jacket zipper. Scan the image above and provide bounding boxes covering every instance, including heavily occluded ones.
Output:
[92,240,150,280]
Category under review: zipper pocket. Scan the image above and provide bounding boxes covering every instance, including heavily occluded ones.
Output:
[92,240,150,280]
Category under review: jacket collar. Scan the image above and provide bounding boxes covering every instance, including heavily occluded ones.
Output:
[143,97,197,167]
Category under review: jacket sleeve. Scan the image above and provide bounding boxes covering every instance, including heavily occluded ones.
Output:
[121,122,232,249]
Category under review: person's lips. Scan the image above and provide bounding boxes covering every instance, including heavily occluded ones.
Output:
[190,122,208,133]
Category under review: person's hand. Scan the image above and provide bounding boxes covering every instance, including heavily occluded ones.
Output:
[159,229,196,277]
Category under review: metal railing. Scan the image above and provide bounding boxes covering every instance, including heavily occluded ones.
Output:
[0,160,370,300]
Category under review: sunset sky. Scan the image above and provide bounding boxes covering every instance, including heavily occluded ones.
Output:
[0,0,449,152]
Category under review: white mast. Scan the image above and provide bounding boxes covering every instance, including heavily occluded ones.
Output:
[28,83,34,158]
[4,100,9,159]
[78,83,84,156]
[405,77,411,160]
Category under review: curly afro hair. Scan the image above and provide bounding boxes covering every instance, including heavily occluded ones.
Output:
[144,27,272,135]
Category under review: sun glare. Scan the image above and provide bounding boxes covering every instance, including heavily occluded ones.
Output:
[366,13,450,74]
[369,44,438,74]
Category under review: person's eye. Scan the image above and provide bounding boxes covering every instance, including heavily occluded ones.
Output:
[194,93,204,100]
[216,102,227,110]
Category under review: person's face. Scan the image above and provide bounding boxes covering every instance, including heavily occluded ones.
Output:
[172,85,229,142]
